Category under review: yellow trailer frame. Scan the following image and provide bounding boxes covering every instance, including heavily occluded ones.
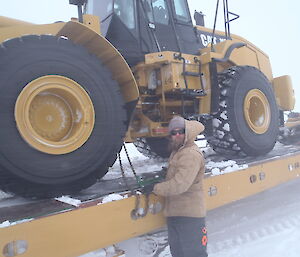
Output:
[1,149,300,257]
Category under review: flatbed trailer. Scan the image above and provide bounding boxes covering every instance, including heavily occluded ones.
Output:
[1,144,300,257]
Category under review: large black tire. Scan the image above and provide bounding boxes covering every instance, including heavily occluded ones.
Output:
[134,137,170,159]
[208,66,279,156]
[0,35,127,197]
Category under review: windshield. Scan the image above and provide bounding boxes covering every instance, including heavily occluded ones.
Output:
[142,0,170,25]
[84,0,136,35]
[114,0,136,29]
[173,0,191,23]
[84,0,113,22]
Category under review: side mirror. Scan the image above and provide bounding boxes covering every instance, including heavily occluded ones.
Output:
[69,0,88,23]
[69,0,87,5]
[194,10,205,26]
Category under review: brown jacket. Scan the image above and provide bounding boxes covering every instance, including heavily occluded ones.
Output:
[153,120,206,218]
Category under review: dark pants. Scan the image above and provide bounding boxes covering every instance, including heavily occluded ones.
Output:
[167,216,208,257]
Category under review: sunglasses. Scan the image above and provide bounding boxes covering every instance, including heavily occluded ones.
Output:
[170,129,185,136]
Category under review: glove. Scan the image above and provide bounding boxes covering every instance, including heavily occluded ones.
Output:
[141,183,155,195]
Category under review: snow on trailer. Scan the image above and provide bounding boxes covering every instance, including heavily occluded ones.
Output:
[1,143,300,257]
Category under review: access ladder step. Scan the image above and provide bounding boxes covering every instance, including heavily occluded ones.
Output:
[182,71,203,77]
[180,88,206,97]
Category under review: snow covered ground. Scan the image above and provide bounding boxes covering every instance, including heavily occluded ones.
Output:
[207,177,300,257]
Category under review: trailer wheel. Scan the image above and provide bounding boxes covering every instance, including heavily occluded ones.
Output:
[134,137,170,159]
[208,66,279,156]
[0,35,127,197]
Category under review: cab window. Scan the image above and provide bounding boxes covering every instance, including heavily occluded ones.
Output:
[142,0,169,25]
[84,0,113,21]
[152,0,169,25]
[114,0,136,29]
[173,0,190,23]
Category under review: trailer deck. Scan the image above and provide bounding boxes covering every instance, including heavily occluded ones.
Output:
[1,143,300,257]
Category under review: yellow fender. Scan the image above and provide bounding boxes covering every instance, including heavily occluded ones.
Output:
[0,16,139,104]
[208,40,295,111]
[57,21,139,103]
[198,33,294,111]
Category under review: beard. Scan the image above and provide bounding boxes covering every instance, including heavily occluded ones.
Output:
[168,136,185,153]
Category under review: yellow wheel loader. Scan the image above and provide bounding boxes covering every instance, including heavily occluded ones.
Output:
[0,0,297,197]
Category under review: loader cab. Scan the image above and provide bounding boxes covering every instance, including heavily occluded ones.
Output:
[84,0,201,66]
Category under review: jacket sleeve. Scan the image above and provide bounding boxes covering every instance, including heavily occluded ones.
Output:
[153,150,203,196]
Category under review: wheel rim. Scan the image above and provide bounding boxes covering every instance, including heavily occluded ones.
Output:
[15,75,95,154]
[244,89,271,134]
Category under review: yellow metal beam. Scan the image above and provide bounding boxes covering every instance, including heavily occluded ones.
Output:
[0,195,165,257]
[205,153,300,209]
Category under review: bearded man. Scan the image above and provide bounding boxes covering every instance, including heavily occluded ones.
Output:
[153,116,208,257]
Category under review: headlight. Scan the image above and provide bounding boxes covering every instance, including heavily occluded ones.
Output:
[147,69,160,90]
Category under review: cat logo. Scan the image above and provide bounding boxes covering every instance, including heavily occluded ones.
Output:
[199,33,226,47]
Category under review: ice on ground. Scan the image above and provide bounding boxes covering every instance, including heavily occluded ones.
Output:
[100,193,128,204]
[211,167,222,175]
[55,196,82,207]
[207,160,236,169]
[217,130,225,139]
[220,111,228,120]
[0,191,12,198]
[0,218,33,228]
[223,163,240,172]
[79,245,124,257]
[221,88,227,96]
[104,143,168,180]
[209,226,300,257]
[158,245,171,257]
[207,160,248,175]
[219,100,227,108]
[201,146,215,157]
[223,123,230,132]
[232,143,241,151]
[195,139,207,148]
[0,191,13,201]
[213,118,222,128]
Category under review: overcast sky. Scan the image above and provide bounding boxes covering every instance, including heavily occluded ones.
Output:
[2,0,300,111]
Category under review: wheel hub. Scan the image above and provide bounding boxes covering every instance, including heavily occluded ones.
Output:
[244,89,271,134]
[15,75,95,154]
